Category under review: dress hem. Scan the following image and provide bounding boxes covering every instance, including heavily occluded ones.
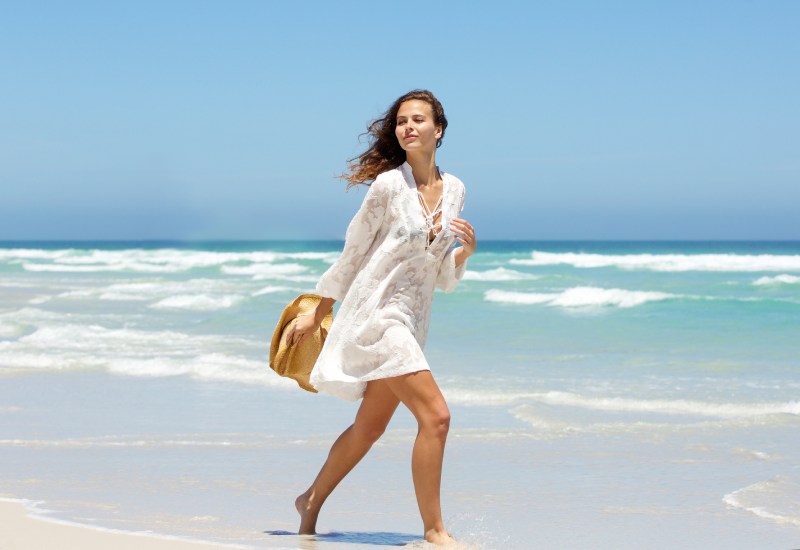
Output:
[312,365,431,401]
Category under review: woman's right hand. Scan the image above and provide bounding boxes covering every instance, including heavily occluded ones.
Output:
[288,313,320,347]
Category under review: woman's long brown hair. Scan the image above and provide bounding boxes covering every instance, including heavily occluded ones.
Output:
[342,90,448,189]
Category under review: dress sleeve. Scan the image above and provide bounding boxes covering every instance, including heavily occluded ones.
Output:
[315,177,390,301]
[435,181,468,293]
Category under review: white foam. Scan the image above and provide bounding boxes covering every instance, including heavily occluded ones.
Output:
[753,274,800,286]
[484,287,676,308]
[221,262,307,277]
[3,323,247,359]
[0,497,253,548]
[277,251,341,263]
[536,391,800,418]
[38,249,279,268]
[444,389,538,406]
[444,388,800,419]
[0,281,39,288]
[530,391,800,417]
[275,274,322,283]
[149,294,244,311]
[0,350,105,370]
[56,279,247,306]
[484,290,554,305]
[508,404,785,436]
[0,307,63,322]
[22,261,183,273]
[0,322,291,387]
[107,353,291,386]
[723,476,800,528]
[463,267,538,281]
[16,324,251,349]
[0,249,75,260]
[5,247,337,274]
[0,320,27,338]
[252,285,293,296]
[510,251,800,272]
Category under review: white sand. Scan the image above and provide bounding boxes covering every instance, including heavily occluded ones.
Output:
[0,498,250,550]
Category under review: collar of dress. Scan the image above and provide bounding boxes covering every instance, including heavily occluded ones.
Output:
[399,161,448,194]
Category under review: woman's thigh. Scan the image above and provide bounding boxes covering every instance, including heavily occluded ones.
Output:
[354,379,402,435]
[383,370,449,424]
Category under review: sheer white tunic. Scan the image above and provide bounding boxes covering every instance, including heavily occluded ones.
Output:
[310,162,468,401]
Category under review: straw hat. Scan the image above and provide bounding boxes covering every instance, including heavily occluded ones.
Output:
[269,293,333,393]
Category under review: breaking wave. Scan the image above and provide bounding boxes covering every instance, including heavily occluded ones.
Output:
[4,248,337,274]
[484,287,677,308]
[463,267,538,281]
[510,251,800,272]
[753,274,800,286]
[724,476,800,528]
[149,294,244,311]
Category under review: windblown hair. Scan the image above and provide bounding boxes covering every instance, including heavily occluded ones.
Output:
[342,89,447,189]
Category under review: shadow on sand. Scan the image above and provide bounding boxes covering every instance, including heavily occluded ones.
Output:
[265,530,421,547]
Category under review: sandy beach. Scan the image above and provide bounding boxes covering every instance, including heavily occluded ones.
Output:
[0,498,248,550]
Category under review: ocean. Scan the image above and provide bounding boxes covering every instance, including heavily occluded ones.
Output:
[1,240,799,549]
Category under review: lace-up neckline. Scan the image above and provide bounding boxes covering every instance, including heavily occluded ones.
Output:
[417,189,443,246]
[400,161,449,250]
[400,162,447,248]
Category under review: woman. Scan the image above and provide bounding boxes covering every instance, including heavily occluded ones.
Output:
[289,89,476,546]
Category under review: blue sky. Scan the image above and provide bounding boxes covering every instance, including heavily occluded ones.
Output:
[1,1,798,240]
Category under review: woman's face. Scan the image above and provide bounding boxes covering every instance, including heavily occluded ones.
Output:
[395,100,442,154]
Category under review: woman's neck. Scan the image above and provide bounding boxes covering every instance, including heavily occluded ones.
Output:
[405,151,439,189]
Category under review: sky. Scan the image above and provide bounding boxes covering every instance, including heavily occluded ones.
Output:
[1,1,798,241]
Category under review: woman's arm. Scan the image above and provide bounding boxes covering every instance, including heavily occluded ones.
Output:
[453,246,471,269]
[290,297,336,346]
[314,178,390,301]
[313,297,336,326]
[434,217,476,293]
[451,217,477,264]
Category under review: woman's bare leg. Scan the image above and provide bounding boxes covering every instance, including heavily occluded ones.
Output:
[296,380,400,534]
[384,370,453,546]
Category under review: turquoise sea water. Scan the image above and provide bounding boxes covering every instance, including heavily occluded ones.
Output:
[1,240,799,549]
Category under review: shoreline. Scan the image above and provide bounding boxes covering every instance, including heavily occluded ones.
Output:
[0,497,253,550]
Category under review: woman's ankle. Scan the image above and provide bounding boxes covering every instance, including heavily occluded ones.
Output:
[424,527,453,546]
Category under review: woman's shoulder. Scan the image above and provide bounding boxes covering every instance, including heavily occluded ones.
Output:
[370,166,405,192]
[443,171,466,197]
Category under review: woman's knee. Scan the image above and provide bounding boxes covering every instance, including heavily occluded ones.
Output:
[420,404,450,439]
[353,419,389,444]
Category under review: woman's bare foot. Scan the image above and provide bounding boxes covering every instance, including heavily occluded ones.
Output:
[295,491,319,535]
[424,528,455,546]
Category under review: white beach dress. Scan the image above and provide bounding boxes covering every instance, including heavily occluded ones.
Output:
[310,162,468,401]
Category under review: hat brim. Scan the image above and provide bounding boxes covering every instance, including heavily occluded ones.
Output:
[269,294,333,393]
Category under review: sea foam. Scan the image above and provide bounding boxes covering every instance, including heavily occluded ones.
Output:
[444,389,800,419]
[463,267,538,281]
[58,279,233,301]
[510,251,800,272]
[0,322,289,386]
[220,262,307,277]
[22,262,184,273]
[149,294,244,311]
[10,248,333,274]
[724,476,800,528]
[753,274,800,286]
[252,285,293,296]
[484,287,676,308]
[525,391,800,418]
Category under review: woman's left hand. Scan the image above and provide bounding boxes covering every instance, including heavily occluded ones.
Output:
[451,218,477,257]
